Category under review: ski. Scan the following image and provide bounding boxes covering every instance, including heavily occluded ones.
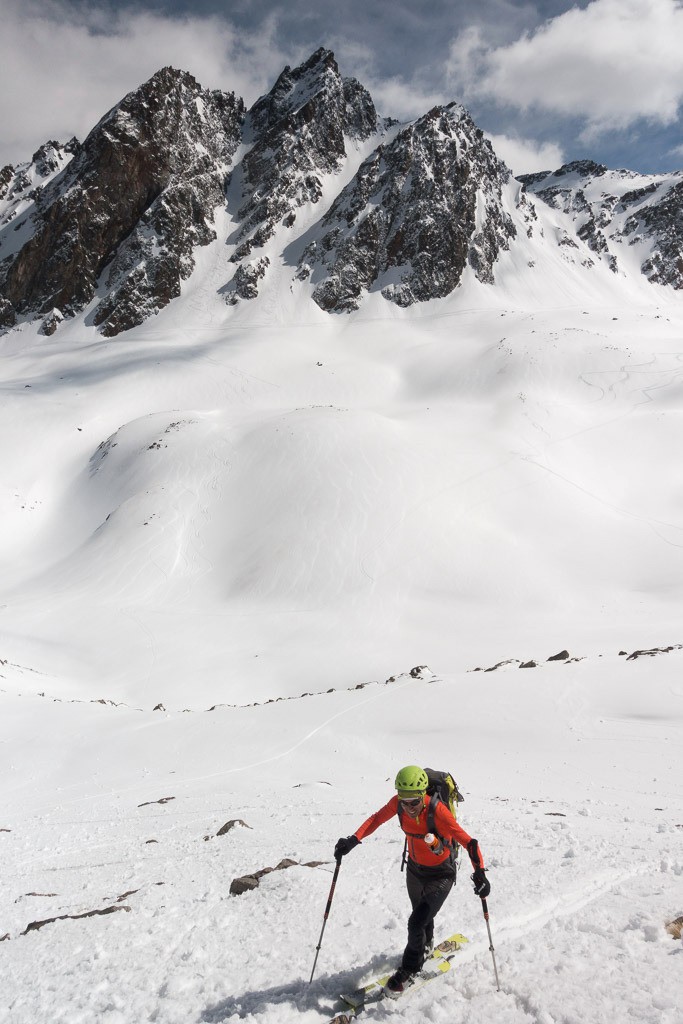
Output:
[326,932,468,1022]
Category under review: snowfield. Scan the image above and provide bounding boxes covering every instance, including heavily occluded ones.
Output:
[1,655,681,1023]
[1,195,683,1022]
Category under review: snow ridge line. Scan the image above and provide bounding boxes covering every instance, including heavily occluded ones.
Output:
[3,643,682,713]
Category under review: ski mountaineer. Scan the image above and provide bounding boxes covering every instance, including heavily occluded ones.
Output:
[334,765,490,995]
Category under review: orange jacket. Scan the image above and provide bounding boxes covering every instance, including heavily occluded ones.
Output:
[353,794,485,870]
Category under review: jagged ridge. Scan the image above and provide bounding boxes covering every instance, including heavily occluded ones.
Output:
[0,68,244,335]
[2,51,683,338]
[297,102,517,311]
[519,161,683,287]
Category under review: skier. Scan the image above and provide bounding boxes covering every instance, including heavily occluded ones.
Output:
[334,765,490,995]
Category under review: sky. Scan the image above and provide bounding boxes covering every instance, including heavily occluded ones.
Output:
[1,0,683,175]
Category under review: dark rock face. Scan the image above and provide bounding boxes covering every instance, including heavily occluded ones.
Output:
[3,49,683,339]
[550,160,608,179]
[228,47,379,268]
[298,103,516,312]
[636,181,683,288]
[225,257,270,304]
[0,68,244,334]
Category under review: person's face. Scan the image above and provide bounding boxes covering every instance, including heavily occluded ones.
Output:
[399,795,424,818]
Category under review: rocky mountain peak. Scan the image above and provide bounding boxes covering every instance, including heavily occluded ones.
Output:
[247,47,377,144]
[3,50,683,338]
[226,47,380,276]
[296,101,517,311]
[552,160,608,179]
[0,66,245,335]
[0,138,79,206]
[519,161,683,287]
[248,48,340,135]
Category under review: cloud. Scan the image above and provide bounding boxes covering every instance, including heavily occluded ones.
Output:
[485,132,565,175]
[0,0,291,166]
[361,77,450,122]
[448,0,683,137]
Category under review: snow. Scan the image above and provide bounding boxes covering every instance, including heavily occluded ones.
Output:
[2,656,681,1023]
[1,169,683,1022]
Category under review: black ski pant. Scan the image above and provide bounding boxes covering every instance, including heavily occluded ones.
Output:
[401,867,454,973]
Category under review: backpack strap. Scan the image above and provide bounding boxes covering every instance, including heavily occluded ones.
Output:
[428,794,460,872]
[427,794,452,849]
[397,795,458,872]
[426,793,437,836]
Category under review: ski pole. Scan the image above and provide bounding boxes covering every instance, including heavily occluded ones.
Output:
[480,898,501,991]
[309,857,342,984]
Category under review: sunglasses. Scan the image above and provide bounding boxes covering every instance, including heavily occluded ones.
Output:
[399,797,423,809]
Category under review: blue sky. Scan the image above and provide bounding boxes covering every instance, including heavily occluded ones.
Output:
[2,0,683,175]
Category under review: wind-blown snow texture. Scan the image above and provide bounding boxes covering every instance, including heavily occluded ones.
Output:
[1,48,682,1024]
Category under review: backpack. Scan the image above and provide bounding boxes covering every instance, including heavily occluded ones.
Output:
[398,767,464,871]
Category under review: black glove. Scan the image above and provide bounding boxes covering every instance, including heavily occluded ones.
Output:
[334,835,360,860]
[472,867,491,898]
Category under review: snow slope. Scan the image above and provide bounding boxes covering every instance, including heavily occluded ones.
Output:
[1,287,682,705]
[1,654,681,1024]
[1,133,683,1023]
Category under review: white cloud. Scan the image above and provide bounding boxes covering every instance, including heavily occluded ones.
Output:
[448,0,683,136]
[0,0,290,166]
[361,76,450,123]
[485,132,565,175]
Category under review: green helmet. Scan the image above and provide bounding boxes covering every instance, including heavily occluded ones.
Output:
[394,765,428,796]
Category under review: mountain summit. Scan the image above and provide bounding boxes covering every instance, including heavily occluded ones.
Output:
[1,49,683,337]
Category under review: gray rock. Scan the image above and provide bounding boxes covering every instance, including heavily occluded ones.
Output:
[229,47,379,270]
[519,164,683,289]
[0,68,244,335]
[216,819,252,836]
[301,103,516,311]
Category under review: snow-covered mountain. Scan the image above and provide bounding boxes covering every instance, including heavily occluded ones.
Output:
[0,47,682,705]
[0,67,245,336]
[1,49,682,1024]
[519,159,683,289]
[3,48,683,339]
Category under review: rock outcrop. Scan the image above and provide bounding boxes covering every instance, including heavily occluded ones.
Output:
[297,103,516,311]
[230,857,326,896]
[519,162,683,287]
[229,47,379,267]
[3,50,683,338]
[0,68,244,335]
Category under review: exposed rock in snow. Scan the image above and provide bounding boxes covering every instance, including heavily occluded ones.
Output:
[228,47,379,268]
[21,904,131,936]
[39,308,63,336]
[299,103,517,311]
[216,819,252,836]
[0,68,244,335]
[519,162,683,287]
[225,256,270,304]
[2,51,683,338]
[230,857,326,896]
